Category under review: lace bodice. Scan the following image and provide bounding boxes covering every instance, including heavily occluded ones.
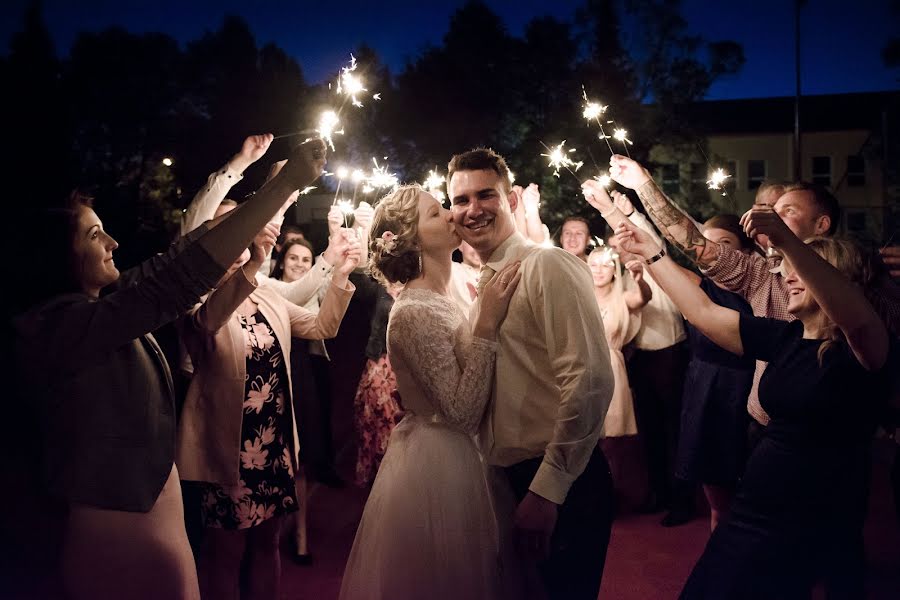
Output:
[387,288,498,435]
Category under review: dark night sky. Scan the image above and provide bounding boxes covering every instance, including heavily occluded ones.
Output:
[3,0,898,100]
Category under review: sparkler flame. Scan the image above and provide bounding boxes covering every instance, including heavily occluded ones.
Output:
[336,54,371,108]
[583,101,608,121]
[541,141,584,178]
[316,110,343,150]
[593,173,612,188]
[423,168,446,201]
[337,199,355,215]
[368,159,399,190]
[706,168,731,190]
[612,128,633,145]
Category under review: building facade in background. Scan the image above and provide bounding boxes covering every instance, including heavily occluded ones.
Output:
[649,92,898,243]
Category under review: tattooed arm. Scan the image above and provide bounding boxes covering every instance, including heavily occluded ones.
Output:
[609,154,721,268]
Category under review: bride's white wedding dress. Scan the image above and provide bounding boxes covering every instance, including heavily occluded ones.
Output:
[339,288,522,600]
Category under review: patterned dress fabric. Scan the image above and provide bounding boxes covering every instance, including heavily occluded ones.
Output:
[200,310,298,530]
[353,355,403,486]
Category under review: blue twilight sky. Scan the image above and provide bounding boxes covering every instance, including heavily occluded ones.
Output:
[3,0,898,100]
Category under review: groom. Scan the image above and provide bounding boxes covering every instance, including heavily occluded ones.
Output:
[448,148,615,599]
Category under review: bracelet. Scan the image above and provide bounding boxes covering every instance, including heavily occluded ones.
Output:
[644,248,666,265]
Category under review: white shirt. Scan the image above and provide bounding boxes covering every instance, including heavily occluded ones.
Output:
[628,212,686,350]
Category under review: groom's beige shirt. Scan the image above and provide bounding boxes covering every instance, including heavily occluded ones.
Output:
[477,232,613,505]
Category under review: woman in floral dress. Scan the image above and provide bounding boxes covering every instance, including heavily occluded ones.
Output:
[352,277,404,486]
[177,223,359,600]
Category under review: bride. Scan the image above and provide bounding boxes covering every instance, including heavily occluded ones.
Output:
[339,185,523,599]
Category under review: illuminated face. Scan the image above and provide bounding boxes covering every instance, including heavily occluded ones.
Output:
[416,191,459,255]
[588,252,616,288]
[774,190,829,241]
[783,259,821,319]
[72,206,120,297]
[703,227,744,252]
[282,244,313,283]
[449,169,517,261]
[561,220,590,258]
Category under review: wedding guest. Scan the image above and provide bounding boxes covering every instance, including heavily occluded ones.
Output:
[588,245,651,508]
[13,138,327,600]
[614,207,891,599]
[177,222,358,600]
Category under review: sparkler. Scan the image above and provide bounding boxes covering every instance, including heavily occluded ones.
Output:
[706,168,731,196]
[593,173,612,188]
[423,168,446,202]
[334,54,380,108]
[541,141,583,181]
[337,198,355,228]
[611,128,633,158]
[332,166,350,204]
[368,159,398,190]
[581,86,615,156]
[351,169,366,202]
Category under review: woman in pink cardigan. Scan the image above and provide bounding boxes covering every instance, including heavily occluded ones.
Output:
[177,224,359,600]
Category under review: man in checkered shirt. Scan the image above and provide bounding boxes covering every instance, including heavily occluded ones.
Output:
[605,160,841,429]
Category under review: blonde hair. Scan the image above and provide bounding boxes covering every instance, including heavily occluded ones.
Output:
[804,237,872,365]
[368,185,423,287]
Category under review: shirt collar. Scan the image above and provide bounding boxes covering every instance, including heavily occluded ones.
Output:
[484,232,530,273]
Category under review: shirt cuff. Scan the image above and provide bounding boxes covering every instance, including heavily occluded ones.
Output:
[528,459,576,505]
[330,278,356,293]
[220,162,245,181]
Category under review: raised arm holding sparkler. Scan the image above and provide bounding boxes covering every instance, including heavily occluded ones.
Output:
[608,154,722,268]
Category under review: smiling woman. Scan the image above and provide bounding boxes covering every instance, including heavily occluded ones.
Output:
[12,138,327,600]
[613,214,894,598]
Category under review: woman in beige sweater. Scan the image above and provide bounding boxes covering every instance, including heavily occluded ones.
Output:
[178,223,359,600]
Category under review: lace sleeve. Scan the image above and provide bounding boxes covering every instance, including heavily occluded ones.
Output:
[388,299,498,434]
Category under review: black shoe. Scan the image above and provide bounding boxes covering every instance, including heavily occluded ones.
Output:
[660,508,694,527]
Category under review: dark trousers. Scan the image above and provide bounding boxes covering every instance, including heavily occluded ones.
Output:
[629,342,690,508]
[504,447,614,600]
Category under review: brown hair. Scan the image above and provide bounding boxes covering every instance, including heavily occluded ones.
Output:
[783,182,841,236]
[447,148,512,195]
[703,214,754,251]
[24,191,95,310]
[368,185,423,287]
[270,238,315,282]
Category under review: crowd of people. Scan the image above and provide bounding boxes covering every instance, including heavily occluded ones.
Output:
[7,128,900,600]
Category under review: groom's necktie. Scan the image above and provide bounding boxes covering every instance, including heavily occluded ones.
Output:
[476,265,495,297]
[478,265,497,296]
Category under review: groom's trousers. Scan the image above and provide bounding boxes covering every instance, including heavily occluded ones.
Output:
[505,446,614,600]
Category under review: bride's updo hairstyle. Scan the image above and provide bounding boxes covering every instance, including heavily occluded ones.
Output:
[368,185,424,287]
